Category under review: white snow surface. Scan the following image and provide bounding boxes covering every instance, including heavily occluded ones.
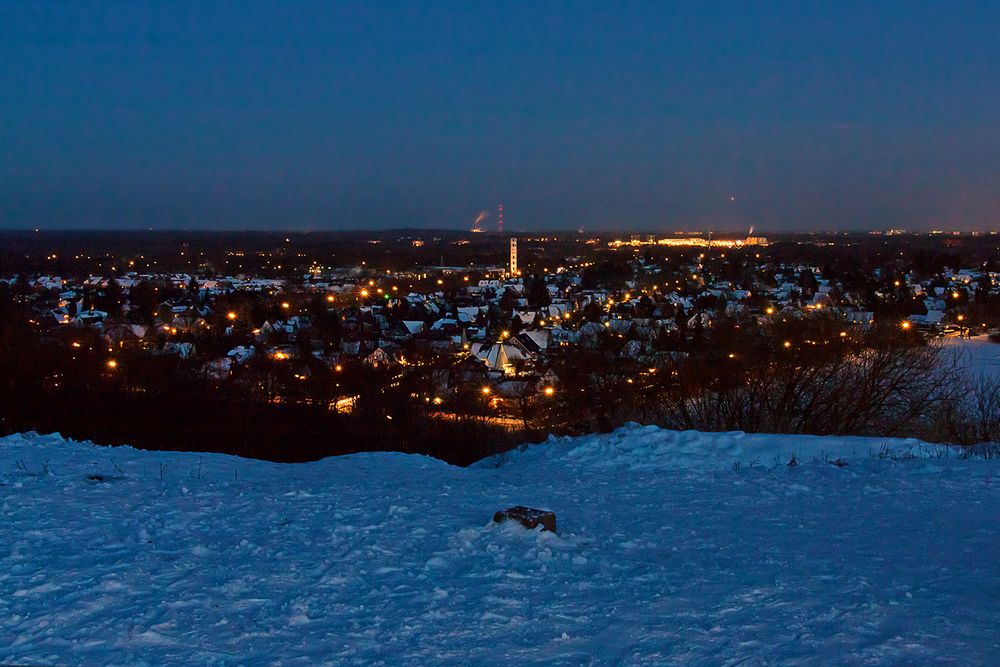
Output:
[2,426,999,665]
[941,334,1000,378]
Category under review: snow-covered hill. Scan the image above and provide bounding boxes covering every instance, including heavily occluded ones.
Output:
[2,427,998,665]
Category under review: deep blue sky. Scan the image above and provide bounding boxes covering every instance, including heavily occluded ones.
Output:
[2,1,999,232]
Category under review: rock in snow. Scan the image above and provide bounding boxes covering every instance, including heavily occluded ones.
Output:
[493,506,557,533]
[1,425,999,664]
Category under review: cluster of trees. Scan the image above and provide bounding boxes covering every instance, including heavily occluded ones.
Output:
[539,315,999,447]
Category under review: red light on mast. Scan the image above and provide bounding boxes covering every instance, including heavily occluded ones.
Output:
[498,202,503,233]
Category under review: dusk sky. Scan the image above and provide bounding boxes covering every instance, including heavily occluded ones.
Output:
[2,1,999,232]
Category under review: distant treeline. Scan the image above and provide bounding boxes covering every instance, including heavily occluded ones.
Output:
[5,229,1000,280]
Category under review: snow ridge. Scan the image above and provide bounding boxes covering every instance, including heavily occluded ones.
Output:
[481,423,955,472]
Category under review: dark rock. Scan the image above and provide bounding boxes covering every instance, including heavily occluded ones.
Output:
[493,506,557,533]
[85,474,124,483]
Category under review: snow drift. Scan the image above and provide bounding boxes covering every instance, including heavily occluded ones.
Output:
[1,426,998,664]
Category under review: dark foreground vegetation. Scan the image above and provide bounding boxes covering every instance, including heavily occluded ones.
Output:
[0,316,533,467]
[3,387,530,467]
[546,318,1000,447]
[2,277,997,466]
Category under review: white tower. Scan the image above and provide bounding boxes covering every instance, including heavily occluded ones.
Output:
[509,238,518,276]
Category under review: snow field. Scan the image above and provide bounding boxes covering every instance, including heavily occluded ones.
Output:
[2,426,998,665]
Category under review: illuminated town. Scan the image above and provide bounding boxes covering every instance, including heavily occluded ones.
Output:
[3,227,999,465]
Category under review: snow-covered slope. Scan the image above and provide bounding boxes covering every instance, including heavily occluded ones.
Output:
[2,427,998,665]
[942,334,1000,378]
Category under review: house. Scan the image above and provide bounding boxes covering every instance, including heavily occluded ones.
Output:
[393,320,425,339]
[364,347,392,367]
[470,342,529,375]
[513,330,550,353]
